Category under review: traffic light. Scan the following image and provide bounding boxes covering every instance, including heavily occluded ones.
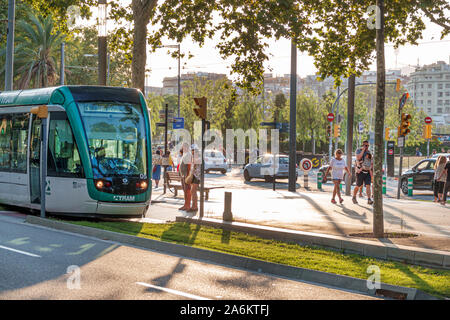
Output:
[396,79,401,92]
[385,127,390,140]
[333,124,340,138]
[400,113,411,136]
[423,124,432,139]
[193,97,207,119]
[326,125,331,138]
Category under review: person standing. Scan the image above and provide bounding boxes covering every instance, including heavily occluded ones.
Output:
[188,144,201,213]
[352,140,373,205]
[415,147,422,156]
[324,149,350,204]
[152,149,162,189]
[433,156,447,203]
[179,143,192,211]
[441,156,450,206]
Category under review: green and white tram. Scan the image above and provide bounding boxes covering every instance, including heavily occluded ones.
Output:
[0,86,152,217]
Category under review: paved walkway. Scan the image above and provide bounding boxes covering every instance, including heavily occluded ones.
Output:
[148,186,450,251]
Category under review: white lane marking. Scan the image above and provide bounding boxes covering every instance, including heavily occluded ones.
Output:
[136,282,211,300]
[0,245,41,258]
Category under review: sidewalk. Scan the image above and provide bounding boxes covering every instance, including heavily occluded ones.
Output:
[148,186,450,252]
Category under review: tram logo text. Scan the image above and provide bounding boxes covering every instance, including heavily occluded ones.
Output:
[113,195,135,201]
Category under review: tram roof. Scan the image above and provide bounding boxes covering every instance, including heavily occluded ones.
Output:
[0,86,142,107]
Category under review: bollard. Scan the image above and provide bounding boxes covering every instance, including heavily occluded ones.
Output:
[223,192,233,222]
[317,172,322,190]
[382,176,386,195]
[304,172,309,189]
[408,177,413,197]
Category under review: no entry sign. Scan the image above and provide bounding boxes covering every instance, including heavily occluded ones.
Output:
[388,149,394,155]
[300,158,313,172]
[327,113,334,122]
[425,117,432,124]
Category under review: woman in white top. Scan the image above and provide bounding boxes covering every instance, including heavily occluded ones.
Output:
[324,149,351,204]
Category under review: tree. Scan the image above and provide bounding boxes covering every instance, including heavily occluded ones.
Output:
[10,13,64,89]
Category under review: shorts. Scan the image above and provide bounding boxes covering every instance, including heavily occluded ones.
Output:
[356,171,371,187]
[192,176,201,185]
[435,181,445,194]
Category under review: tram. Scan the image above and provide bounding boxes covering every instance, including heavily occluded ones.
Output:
[0,86,152,217]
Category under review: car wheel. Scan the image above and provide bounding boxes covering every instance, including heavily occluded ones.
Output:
[244,170,251,181]
[401,179,408,195]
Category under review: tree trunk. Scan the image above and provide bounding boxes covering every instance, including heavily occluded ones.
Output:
[345,74,355,195]
[373,0,385,238]
[132,14,148,93]
[131,0,157,93]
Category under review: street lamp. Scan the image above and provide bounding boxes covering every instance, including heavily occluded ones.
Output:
[97,0,107,86]
[158,44,181,117]
[4,0,15,91]
[84,53,110,85]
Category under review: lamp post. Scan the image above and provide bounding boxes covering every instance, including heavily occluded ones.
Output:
[98,0,107,86]
[4,0,15,91]
[84,53,110,85]
[158,44,181,117]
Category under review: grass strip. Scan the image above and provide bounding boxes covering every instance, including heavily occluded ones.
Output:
[64,219,450,298]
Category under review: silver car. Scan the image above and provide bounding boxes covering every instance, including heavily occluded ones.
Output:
[204,150,228,174]
[243,154,297,182]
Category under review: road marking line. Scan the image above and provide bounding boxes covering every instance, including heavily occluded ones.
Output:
[136,282,211,300]
[0,245,41,258]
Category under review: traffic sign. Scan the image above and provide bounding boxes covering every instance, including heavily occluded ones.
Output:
[172,117,184,129]
[358,122,364,133]
[327,113,334,122]
[300,158,313,172]
[388,149,394,155]
[425,117,432,124]
[397,136,405,148]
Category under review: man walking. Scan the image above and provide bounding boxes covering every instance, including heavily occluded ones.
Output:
[352,140,373,205]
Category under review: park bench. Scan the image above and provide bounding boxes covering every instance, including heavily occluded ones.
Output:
[164,171,223,201]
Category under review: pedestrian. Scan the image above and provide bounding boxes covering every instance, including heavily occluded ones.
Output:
[433,155,447,203]
[324,149,350,204]
[152,149,162,188]
[441,156,450,206]
[432,149,437,155]
[178,143,192,211]
[415,147,422,156]
[187,144,201,213]
[352,140,373,205]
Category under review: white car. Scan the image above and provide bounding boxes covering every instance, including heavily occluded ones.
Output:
[204,150,228,174]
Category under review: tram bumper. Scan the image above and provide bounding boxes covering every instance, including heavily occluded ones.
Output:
[96,201,148,217]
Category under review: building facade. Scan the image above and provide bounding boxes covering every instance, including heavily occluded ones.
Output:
[407,61,450,125]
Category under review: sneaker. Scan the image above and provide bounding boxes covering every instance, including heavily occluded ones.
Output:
[368,198,374,205]
[352,197,358,204]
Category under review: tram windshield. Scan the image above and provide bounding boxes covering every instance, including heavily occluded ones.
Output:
[78,102,147,179]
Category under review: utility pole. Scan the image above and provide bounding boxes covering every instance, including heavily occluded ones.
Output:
[177,44,181,117]
[335,86,340,151]
[288,39,297,192]
[97,0,107,86]
[4,0,15,91]
[60,42,65,85]
[345,75,355,196]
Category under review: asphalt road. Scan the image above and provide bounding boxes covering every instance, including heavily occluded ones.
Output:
[0,214,378,300]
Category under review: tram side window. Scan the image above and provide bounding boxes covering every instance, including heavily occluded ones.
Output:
[10,114,29,173]
[47,118,84,178]
[0,115,12,171]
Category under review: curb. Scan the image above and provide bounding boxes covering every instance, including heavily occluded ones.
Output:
[25,215,440,300]
[175,216,450,270]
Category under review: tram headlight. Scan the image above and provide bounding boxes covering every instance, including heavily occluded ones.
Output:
[95,180,104,190]
[136,180,148,190]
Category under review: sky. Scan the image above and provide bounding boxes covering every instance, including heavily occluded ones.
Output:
[146,21,450,87]
[78,2,450,88]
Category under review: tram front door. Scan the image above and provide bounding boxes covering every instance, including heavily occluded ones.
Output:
[29,116,42,204]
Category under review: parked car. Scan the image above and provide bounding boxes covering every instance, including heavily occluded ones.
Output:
[431,153,450,159]
[204,150,228,174]
[400,158,436,195]
[243,154,298,182]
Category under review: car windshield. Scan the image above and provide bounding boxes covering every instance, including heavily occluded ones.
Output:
[78,101,147,178]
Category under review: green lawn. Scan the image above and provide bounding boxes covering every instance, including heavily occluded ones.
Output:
[65,219,450,298]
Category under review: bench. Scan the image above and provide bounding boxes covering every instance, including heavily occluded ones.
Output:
[164,171,223,201]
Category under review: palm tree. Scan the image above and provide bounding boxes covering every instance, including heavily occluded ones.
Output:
[13,13,64,89]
